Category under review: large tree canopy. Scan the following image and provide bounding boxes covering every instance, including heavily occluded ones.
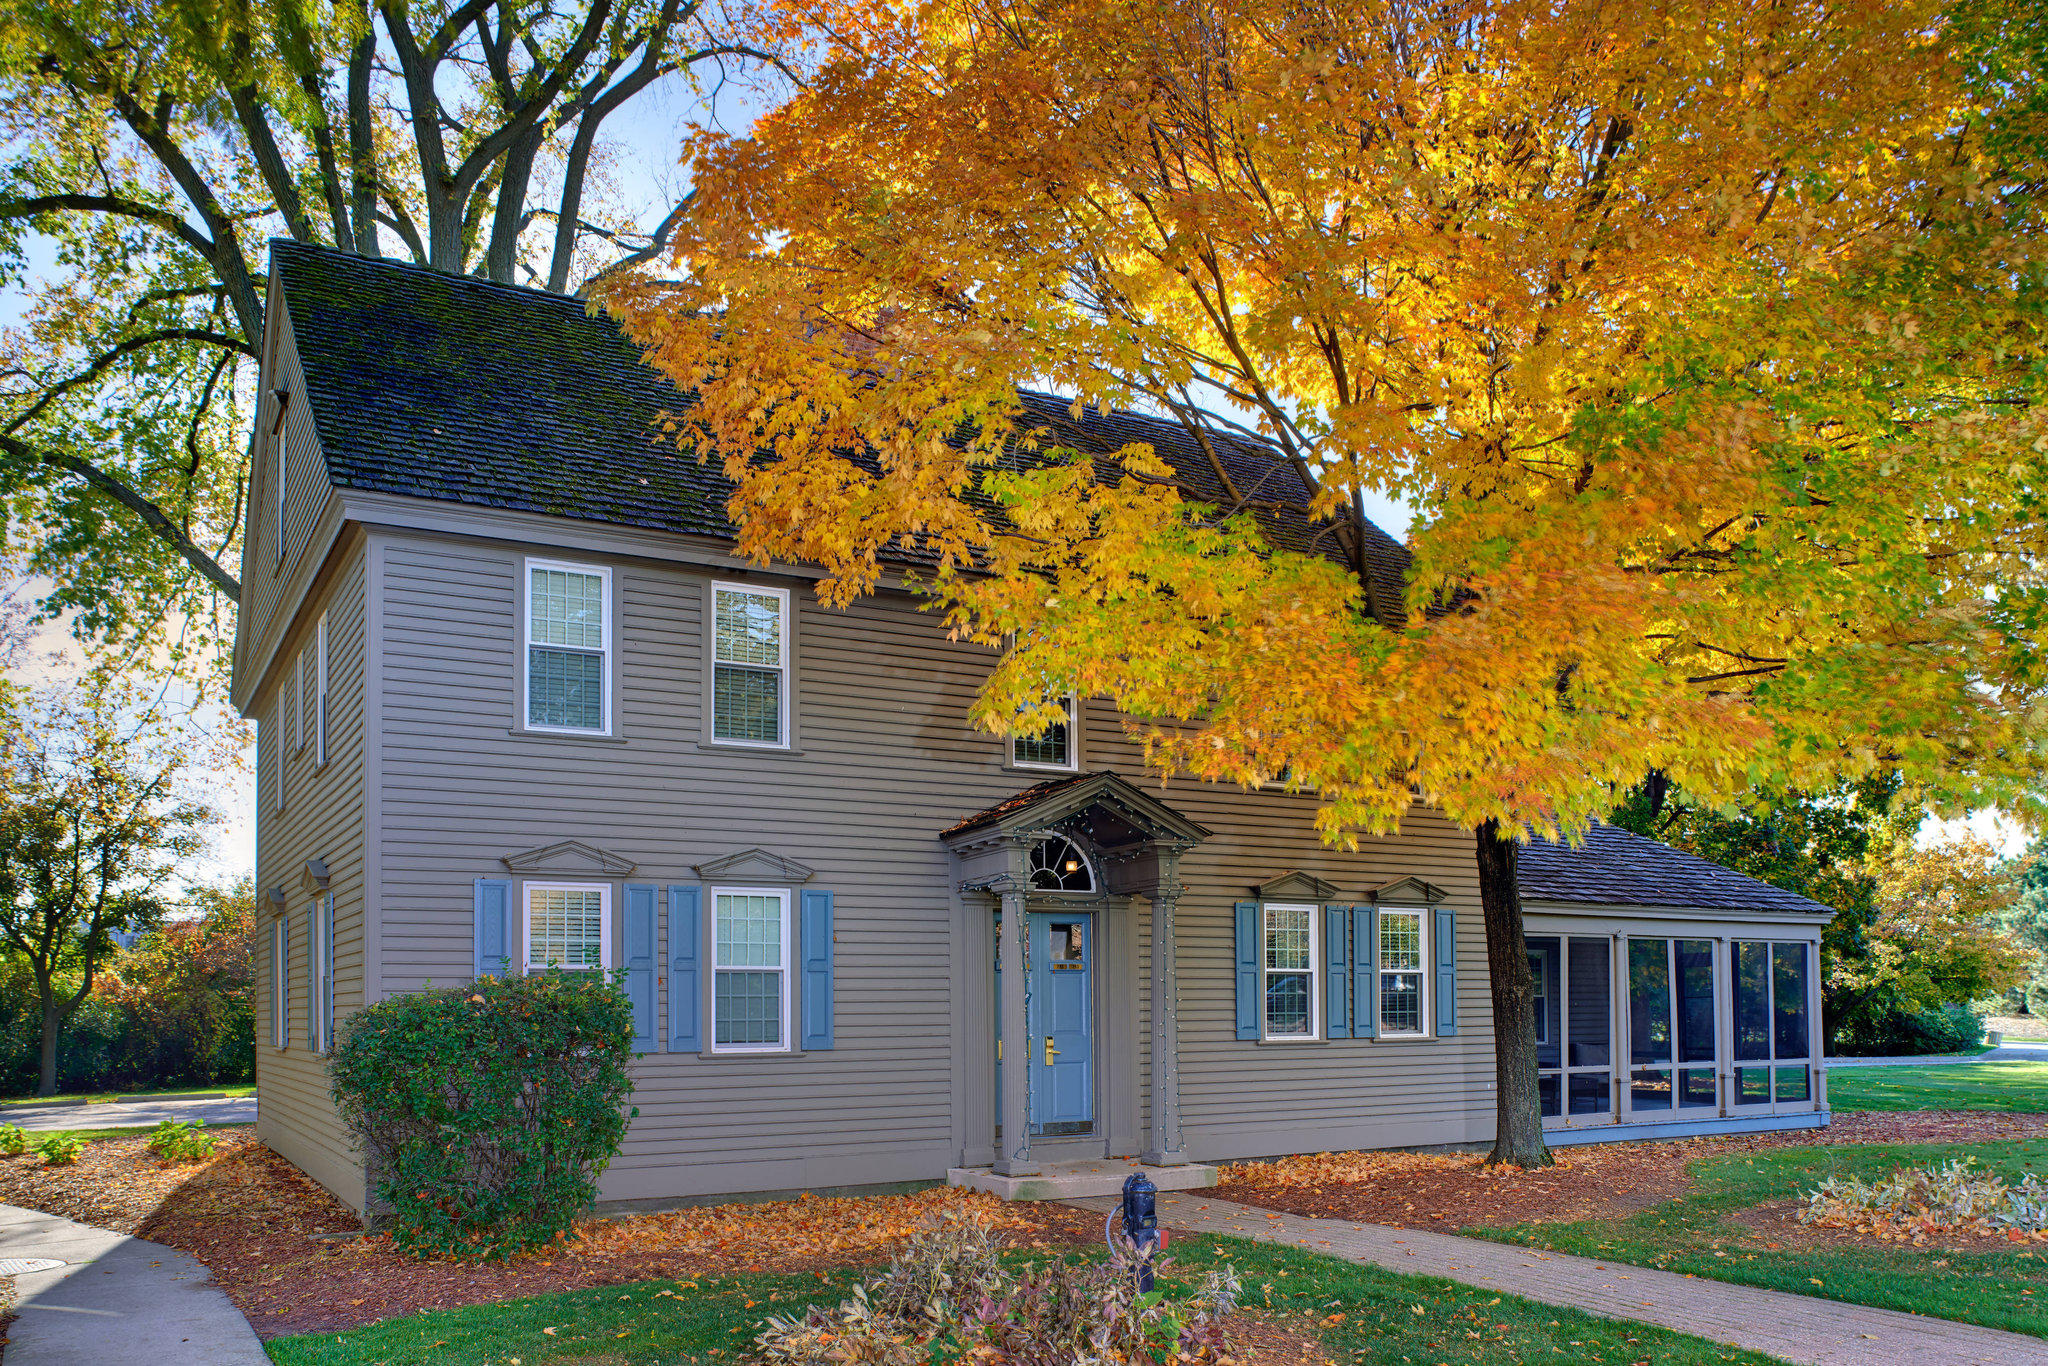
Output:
[0,0,779,684]
[612,0,2048,1161]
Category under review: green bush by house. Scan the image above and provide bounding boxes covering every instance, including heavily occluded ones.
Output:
[330,970,636,1259]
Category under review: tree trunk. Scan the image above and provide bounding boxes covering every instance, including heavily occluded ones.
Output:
[1476,818,1551,1168]
[37,995,61,1097]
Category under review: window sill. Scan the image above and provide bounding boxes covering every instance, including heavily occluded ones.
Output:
[693,1048,808,1061]
[507,727,630,744]
[696,740,805,757]
[1253,1036,1331,1047]
[1005,764,1080,780]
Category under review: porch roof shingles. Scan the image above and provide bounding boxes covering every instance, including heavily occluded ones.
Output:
[1518,821,1832,916]
[270,239,1410,612]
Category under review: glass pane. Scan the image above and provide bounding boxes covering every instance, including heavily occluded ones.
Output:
[1529,937,1561,1069]
[1775,1065,1810,1104]
[529,647,604,729]
[1774,943,1811,1060]
[714,588,782,665]
[1735,1065,1772,1105]
[1679,1068,1717,1109]
[1381,912,1422,971]
[1734,941,1771,1061]
[1570,1072,1611,1115]
[1629,940,1672,1065]
[1539,1073,1562,1119]
[1568,938,1611,1067]
[1380,972,1423,1033]
[716,894,783,967]
[1029,836,1093,892]
[715,970,782,1046]
[530,568,604,649]
[1265,905,1311,970]
[1265,972,1310,1036]
[1014,700,1071,767]
[1676,939,1716,1064]
[528,887,605,969]
[1631,1068,1673,1110]
[714,663,781,742]
[1049,922,1085,969]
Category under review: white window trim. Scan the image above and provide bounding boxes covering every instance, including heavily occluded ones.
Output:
[1260,900,1320,1042]
[314,613,328,766]
[1377,906,1430,1038]
[1010,693,1079,772]
[273,700,285,814]
[275,436,287,566]
[271,918,288,1048]
[522,881,613,972]
[293,651,306,753]
[710,885,792,1054]
[522,557,613,736]
[1529,944,1550,1046]
[709,581,791,750]
[307,897,328,1054]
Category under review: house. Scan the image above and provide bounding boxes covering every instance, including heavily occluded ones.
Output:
[233,240,1833,1215]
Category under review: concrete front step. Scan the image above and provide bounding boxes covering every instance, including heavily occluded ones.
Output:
[948,1158,1219,1201]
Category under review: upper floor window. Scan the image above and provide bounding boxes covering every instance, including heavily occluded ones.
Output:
[712,582,788,746]
[1262,901,1318,1040]
[525,882,610,971]
[275,437,287,565]
[525,559,610,733]
[1028,835,1095,893]
[1379,908,1428,1036]
[1011,695,1077,771]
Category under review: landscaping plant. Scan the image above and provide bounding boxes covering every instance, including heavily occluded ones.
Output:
[329,969,635,1259]
[1801,1156,2048,1241]
[34,1134,84,1166]
[756,1215,1240,1365]
[0,1121,24,1155]
[146,1118,217,1162]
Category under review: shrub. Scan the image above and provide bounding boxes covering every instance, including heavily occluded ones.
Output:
[329,970,636,1259]
[757,1216,1239,1365]
[1802,1156,2048,1239]
[0,1123,24,1155]
[1835,1002,1985,1056]
[146,1119,217,1162]
[34,1134,84,1166]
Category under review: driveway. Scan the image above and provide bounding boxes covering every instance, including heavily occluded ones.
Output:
[4,1095,257,1131]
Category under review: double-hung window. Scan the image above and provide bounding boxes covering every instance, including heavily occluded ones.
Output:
[313,613,328,765]
[307,895,333,1054]
[1011,695,1078,771]
[1261,902,1318,1040]
[525,882,611,971]
[1378,908,1428,1036]
[525,559,610,733]
[271,918,289,1047]
[713,887,790,1051]
[712,582,788,746]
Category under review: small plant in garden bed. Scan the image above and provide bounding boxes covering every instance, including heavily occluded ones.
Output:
[34,1134,84,1166]
[146,1119,216,1162]
[1801,1156,2048,1242]
[757,1214,1240,1365]
[0,1122,24,1155]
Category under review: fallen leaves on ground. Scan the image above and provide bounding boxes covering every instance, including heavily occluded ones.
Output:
[568,1187,1078,1261]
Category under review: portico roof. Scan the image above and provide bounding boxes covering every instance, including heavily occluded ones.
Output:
[940,771,1210,849]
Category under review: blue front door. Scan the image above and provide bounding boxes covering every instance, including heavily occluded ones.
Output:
[1028,913,1094,1135]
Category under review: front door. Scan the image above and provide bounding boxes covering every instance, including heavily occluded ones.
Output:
[1029,913,1094,1135]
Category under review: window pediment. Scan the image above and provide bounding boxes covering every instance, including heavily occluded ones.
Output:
[694,846,815,884]
[1373,875,1450,905]
[1253,870,1342,902]
[501,839,637,877]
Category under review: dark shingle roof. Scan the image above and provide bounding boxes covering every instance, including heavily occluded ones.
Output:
[272,240,1409,610]
[1518,822,1833,916]
[942,773,1098,838]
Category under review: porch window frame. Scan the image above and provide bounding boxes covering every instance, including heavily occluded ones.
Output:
[522,557,613,736]
[1731,937,1818,1116]
[1259,900,1320,1042]
[523,880,613,973]
[1376,905,1430,1038]
[710,884,793,1054]
[709,580,792,750]
[1624,935,1723,1120]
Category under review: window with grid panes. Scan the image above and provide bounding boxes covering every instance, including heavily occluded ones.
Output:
[1262,902,1317,1039]
[1011,695,1076,770]
[525,884,609,970]
[712,584,787,744]
[526,561,608,732]
[1379,909,1426,1035]
[714,889,789,1050]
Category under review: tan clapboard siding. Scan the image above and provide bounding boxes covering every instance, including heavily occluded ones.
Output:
[369,532,1505,1202]
[253,546,370,1213]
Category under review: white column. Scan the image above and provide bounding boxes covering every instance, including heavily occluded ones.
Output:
[994,875,1037,1176]
[1143,868,1187,1166]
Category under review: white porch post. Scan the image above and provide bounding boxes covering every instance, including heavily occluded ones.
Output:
[994,873,1038,1176]
[1143,864,1187,1166]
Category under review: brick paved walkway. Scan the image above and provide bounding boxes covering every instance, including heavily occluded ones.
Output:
[1069,1193,2043,1365]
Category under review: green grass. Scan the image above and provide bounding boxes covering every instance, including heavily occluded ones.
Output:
[1827,1060,2048,1112]
[0,1083,255,1106]
[3,1122,254,1144]
[264,1234,1775,1366]
[1482,1137,2048,1337]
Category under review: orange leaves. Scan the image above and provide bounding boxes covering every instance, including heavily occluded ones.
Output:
[567,1186,1050,1263]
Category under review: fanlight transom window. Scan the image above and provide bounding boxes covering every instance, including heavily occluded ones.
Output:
[1029,836,1096,894]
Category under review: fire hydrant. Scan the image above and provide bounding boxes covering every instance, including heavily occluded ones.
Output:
[1118,1171,1161,1293]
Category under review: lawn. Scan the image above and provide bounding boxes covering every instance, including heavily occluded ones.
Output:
[264,1233,1777,1366]
[1482,1136,2048,1337]
[1827,1060,2048,1113]
[0,1083,255,1106]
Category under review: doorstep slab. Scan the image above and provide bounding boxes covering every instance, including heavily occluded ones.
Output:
[948,1158,1218,1201]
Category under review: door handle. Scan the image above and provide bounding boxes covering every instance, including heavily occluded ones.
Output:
[1044,1036,1059,1065]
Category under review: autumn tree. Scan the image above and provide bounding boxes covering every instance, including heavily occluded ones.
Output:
[0,670,218,1094]
[613,0,2048,1164]
[0,0,782,685]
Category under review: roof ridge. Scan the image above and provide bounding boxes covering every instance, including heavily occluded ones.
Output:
[269,237,599,315]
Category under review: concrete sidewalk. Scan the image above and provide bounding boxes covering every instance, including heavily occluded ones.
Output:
[3,1095,256,1132]
[0,1203,269,1364]
[1072,1192,2040,1366]
[1826,1042,2048,1067]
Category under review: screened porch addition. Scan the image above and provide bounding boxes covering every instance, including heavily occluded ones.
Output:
[1527,929,1822,1134]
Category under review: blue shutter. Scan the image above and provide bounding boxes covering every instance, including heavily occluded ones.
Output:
[668,885,702,1052]
[474,878,511,978]
[800,889,835,1051]
[1233,901,1260,1040]
[1323,904,1351,1038]
[1435,905,1458,1037]
[280,918,291,1048]
[623,884,658,1052]
[1352,905,1377,1040]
